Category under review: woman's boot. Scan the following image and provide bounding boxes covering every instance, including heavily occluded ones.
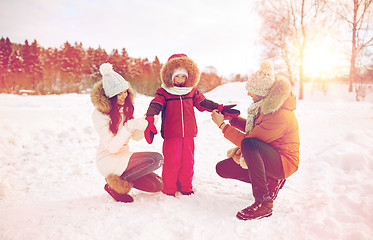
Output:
[105,174,134,203]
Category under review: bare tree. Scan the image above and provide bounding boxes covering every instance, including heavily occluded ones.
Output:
[334,0,373,92]
[257,0,329,99]
[258,3,296,85]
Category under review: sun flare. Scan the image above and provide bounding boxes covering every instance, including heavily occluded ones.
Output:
[303,38,342,79]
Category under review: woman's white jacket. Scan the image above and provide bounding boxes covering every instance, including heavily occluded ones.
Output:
[92,109,147,177]
[90,80,147,177]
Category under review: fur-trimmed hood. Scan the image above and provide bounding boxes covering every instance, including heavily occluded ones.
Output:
[260,75,294,115]
[90,80,135,114]
[161,56,200,88]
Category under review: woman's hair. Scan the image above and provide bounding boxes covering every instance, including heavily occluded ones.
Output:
[108,90,134,135]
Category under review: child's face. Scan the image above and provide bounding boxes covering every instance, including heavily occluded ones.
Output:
[173,74,187,86]
[116,90,128,106]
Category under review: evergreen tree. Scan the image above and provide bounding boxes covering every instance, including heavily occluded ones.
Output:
[59,41,86,93]
[72,42,87,92]
[41,47,60,94]
[0,37,12,91]
[8,48,23,93]
[87,46,108,88]
[86,47,98,82]
[29,40,43,93]
[120,48,131,80]
[129,58,148,93]
[148,56,162,95]
[108,49,122,71]
[20,40,32,90]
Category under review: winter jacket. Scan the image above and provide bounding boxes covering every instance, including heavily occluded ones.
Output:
[148,87,207,139]
[222,75,300,178]
[91,81,147,177]
[146,54,218,139]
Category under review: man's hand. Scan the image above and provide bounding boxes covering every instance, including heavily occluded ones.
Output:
[211,110,225,127]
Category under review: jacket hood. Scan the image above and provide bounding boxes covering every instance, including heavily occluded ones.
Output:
[260,75,295,115]
[90,80,135,114]
[161,56,200,88]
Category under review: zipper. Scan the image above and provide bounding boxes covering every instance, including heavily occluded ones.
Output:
[179,96,184,137]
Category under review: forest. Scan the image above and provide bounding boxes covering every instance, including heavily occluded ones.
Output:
[0,37,245,96]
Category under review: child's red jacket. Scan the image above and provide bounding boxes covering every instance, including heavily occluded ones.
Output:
[147,87,208,139]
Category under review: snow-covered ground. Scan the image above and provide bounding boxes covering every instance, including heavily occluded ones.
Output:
[0,82,372,240]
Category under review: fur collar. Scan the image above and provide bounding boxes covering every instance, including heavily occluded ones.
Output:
[260,75,292,115]
[161,56,200,88]
[90,80,135,115]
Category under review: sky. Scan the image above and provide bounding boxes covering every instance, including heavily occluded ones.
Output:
[0,0,263,76]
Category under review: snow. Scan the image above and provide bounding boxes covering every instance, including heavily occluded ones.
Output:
[1,82,373,240]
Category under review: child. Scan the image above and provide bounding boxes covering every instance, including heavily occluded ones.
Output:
[144,54,239,196]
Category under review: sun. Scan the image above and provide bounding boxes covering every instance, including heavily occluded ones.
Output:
[303,38,342,79]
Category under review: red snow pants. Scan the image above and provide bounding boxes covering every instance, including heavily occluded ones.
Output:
[162,137,195,195]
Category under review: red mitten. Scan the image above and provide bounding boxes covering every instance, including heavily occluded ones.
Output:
[217,104,240,118]
[145,116,157,144]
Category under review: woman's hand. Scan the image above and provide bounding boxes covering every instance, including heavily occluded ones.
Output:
[125,118,148,132]
[211,110,225,126]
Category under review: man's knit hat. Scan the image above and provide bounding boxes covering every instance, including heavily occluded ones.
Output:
[246,60,275,97]
[99,63,129,98]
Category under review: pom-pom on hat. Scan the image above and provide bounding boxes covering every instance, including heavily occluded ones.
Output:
[99,63,129,98]
[246,60,275,97]
[172,68,188,81]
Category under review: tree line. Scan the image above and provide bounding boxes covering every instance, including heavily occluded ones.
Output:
[0,37,245,96]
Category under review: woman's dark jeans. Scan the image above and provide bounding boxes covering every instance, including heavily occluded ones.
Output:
[120,152,164,192]
[216,138,285,203]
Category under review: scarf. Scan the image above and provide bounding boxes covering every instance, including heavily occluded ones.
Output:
[227,99,264,169]
[161,83,193,96]
[245,99,264,134]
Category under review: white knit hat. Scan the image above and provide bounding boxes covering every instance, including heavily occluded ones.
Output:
[172,68,189,81]
[245,60,275,97]
[99,63,129,98]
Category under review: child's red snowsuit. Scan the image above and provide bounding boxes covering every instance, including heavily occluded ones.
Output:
[147,87,208,194]
[146,54,239,195]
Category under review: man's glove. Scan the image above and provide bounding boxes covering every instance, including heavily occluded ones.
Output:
[144,116,157,144]
[217,104,240,118]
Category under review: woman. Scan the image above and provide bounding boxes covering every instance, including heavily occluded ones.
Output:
[91,63,163,203]
[211,60,299,220]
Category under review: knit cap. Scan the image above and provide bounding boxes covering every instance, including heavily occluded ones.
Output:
[99,63,129,98]
[168,53,187,61]
[172,68,189,81]
[246,60,275,97]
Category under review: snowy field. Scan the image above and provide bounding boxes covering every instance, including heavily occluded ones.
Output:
[0,82,372,240]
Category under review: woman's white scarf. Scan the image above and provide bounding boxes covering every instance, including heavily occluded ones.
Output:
[161,83,193,96]
[245,99,264,134]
